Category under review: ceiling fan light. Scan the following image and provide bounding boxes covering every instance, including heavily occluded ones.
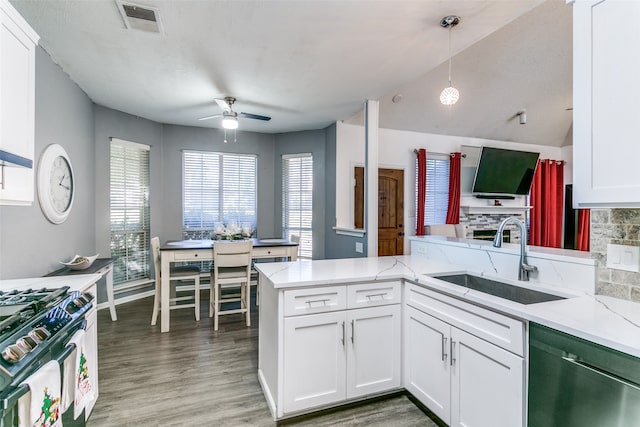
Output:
[440,86,460,105]
[222,116,238,129]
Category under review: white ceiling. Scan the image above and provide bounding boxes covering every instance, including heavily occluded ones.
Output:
[11,0,572,146]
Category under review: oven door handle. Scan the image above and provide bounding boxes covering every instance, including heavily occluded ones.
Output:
[2,334,82,410]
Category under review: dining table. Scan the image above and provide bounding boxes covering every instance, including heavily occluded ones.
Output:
[158,237,299,332]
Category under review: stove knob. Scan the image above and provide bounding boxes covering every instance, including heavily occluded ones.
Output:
[16,336,38,352]
[2,344,26,364]
[28,327,51,343]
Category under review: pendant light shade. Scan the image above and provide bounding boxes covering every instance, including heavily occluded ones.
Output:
[440,15,460,106]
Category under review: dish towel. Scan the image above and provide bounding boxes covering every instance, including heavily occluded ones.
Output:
[61,331,82,415]
[67,329,95,420]
[18,360,63,427]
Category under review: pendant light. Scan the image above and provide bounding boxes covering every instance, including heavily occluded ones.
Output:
[439,15,460,106]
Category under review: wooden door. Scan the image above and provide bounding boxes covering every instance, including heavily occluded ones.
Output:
[346,305,401,399]
[283,311,347,413]
[354,167,404,256]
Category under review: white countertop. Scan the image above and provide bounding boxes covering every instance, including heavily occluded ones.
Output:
[0,274,101,293]
[256,256,640,358]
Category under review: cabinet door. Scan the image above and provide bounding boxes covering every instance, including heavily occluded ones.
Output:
[450,327,524,427]
[0,3,37,205]
[403,306,451,425]
[283,311,346,413]
[573,0,640,207]
[346,304,401,399]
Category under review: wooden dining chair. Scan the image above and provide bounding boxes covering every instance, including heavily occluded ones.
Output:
[291,234,301,259]
[210,240,253,331]
[150,236,201,326]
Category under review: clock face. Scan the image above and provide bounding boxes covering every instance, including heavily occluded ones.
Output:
[49,155,73,214]
[37,144,75,224]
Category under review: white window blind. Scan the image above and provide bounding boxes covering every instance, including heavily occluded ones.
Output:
[183,151,257,239]
[110,138,151,285]
[282,154,313,259]
[416,155,450,226]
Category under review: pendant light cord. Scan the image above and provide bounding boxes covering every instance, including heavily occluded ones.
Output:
[447,25,452,86]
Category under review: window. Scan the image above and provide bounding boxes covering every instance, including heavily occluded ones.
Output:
[416,155,450,226]
[283,154,313,259]
[183,151,257,239]
[110,138,151,285]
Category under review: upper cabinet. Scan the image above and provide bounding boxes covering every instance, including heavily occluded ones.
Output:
[0,0,38,205]
[572,0,640,208]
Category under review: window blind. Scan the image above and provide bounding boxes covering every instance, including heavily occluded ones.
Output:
[282,154,313,259]
[415,155,450,226]
[110,138,151,285]
[183,151,257,239]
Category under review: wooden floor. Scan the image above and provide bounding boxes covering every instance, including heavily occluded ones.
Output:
[89,291,439,426]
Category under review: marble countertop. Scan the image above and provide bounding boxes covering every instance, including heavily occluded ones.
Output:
[409,235,596,266]
[0,274,101,294]
[255,256,640,358]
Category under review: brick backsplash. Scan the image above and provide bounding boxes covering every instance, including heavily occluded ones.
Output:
[591,208,640,302]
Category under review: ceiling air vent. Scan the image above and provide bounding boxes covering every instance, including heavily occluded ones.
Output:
[116,1,164,34]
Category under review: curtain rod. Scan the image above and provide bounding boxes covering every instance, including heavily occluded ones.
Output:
[413,149,466,158]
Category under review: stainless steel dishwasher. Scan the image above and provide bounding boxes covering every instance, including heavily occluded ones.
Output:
[529,323,640,427]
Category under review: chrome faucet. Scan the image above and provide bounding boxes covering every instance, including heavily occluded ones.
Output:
[493,216,538,281]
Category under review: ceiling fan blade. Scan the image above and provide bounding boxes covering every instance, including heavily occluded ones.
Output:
[240,112,271,121]
[197,114,222,121]
[215,98,231,111]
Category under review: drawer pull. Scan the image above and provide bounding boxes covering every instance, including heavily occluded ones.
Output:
[341,321,345,347]
[365,292,388,300]
[350,319,355,344]
[451,340,456,366]
[306,298,331,307]
[442,336,448,362]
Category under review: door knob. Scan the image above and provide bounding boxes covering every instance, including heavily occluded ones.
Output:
[398,232,404,237]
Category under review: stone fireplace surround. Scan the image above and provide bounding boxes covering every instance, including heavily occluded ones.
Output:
[459,212,526,243]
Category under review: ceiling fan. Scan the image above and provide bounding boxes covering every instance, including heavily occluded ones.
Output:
[198,96,271,129]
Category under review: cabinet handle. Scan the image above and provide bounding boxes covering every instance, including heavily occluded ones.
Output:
[442,336,448,361]
[350,319,355,343]
[341,321,345,347]
[306,298,330,307]
[451,340,456,366]
[365,293,387,300]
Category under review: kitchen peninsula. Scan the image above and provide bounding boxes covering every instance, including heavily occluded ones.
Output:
[255,239,640,425]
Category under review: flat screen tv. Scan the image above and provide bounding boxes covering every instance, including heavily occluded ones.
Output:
[472,147,539,198]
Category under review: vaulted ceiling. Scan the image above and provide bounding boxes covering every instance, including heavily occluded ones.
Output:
[11,0,572,146]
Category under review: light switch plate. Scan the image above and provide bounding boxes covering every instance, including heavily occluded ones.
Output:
[606,244,640,272]
[355,242,363,253]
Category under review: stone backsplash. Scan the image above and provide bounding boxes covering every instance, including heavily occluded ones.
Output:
[590,208,640,302]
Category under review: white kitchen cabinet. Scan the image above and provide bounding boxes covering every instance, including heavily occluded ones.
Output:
[572,0,640,207]
[283,311,346,413]
[404,289,524,427]
[346,304,401,398]
[404,305,451,424]
[0,0,38,205]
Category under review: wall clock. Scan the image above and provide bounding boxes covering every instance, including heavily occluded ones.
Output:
[37,144,75,224]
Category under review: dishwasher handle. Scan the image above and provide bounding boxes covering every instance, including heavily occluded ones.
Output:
[562,355,640,391]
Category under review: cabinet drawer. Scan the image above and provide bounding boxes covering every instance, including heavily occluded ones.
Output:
[405,283,524,356]
[284,286,347,316]
[347,281,401,308]
[253,246,291,258]
[173,250,209,261]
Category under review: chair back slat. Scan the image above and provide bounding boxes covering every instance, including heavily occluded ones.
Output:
[151,236,161,280]
[213,240,252,268]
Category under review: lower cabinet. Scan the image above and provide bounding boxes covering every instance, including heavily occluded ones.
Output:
[404,305,524,427]
[283,304,401,414]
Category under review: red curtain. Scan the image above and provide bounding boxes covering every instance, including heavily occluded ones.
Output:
[577,209,590,251]
[529,159,564,248]
[446,152,461,224]
[416,149,427,236]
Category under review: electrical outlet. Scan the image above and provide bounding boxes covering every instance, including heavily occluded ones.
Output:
[606,244,640,272]
[355,242,363,253]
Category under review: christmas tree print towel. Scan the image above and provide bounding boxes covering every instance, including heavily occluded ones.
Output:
[18,360,62,427]
[68,329,94,420]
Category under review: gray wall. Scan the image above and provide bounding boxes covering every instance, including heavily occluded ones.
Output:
[323,124,366,259]
[0,47,95,279]
[274,129,327,258]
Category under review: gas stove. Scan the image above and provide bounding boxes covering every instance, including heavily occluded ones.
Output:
[0,287,93,391]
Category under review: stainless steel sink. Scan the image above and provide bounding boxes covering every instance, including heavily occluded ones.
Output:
[432,274,566,305]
